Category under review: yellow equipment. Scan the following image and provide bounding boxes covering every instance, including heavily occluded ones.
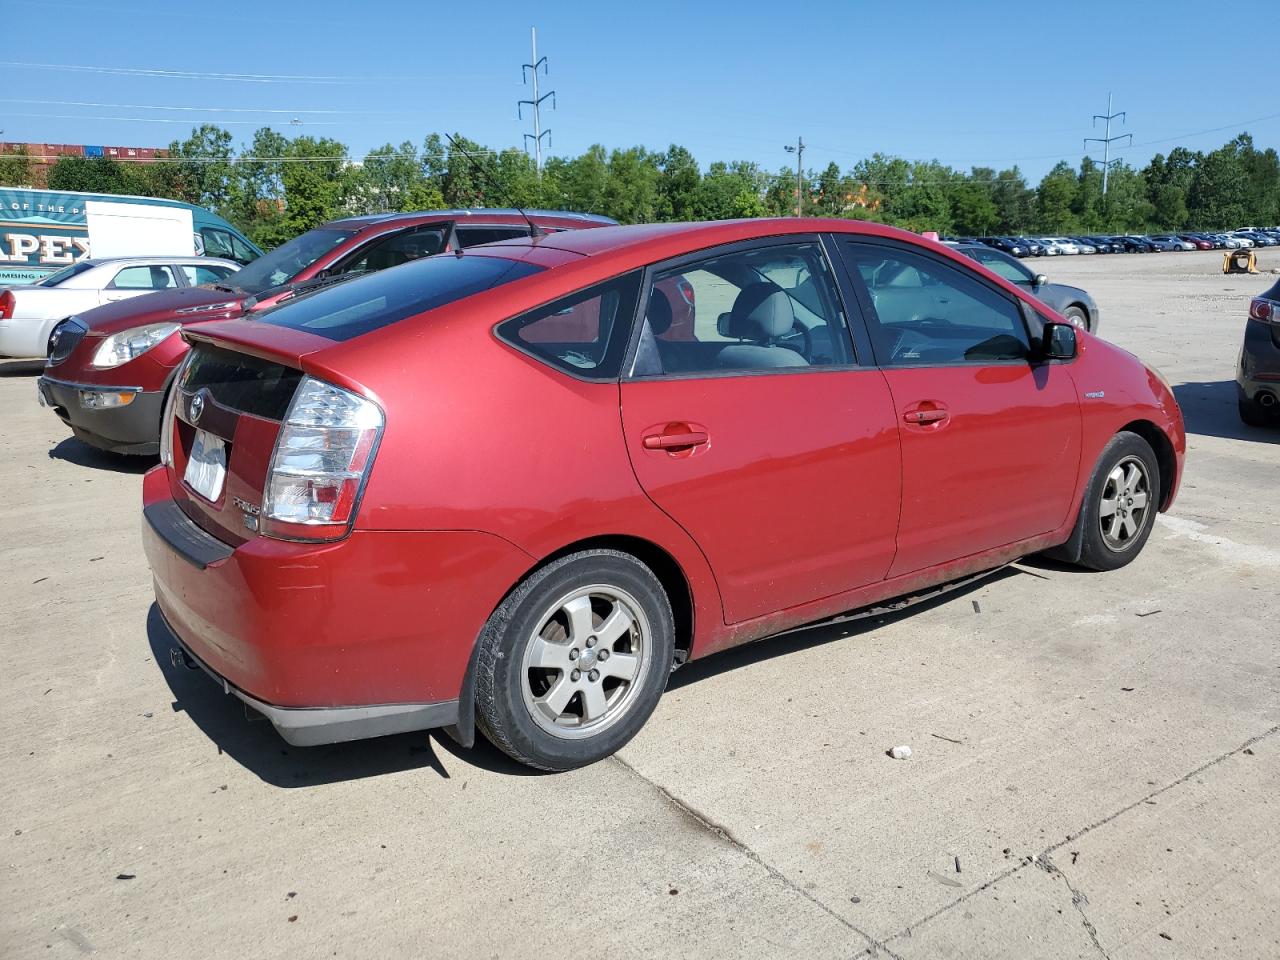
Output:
[1224,249,1258,274]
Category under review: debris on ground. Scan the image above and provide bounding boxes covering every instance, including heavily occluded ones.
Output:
[888,745,912,760]
[1121,687,1135,692]
[930,733,963,744]
[1244,748,1255,756]
[115,874,135,880]
[971,600,981,613]
[1136,609,1162,617]
[1159,932,1172,940]
[927,871,962,888]
[850,895,862,904]
[954,856,961,873]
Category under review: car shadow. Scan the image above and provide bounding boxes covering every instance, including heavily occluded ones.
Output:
[667,567,1021,691]
[1172,380,1279,443]
[148,567,1044,784]
[0,358,44,376]
[48,437,155,474]
[145,604,543,785]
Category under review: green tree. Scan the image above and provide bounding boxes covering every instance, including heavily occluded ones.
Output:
[1036,161,1079,232]
[47,155,130,194]
[656,145,701,221]
[0,147,35,187]
[950,167,999,236]
[1188,136,1249,229]
[168,123,236,212]
[990,167,1034,234]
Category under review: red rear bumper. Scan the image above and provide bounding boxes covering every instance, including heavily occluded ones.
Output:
[142,467,533,729]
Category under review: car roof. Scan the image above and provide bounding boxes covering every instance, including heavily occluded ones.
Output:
[479,217,931,265]
[78,256,241,268]
[323,208,618,230]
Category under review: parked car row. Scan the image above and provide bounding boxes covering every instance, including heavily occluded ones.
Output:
[954,228,1280,258]
[16,206,1189,771]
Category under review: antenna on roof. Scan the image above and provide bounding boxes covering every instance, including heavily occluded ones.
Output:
[443,133,545,240]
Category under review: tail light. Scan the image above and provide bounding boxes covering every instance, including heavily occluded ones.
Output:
[261,376,384,542]
[1250,298,1276,324]
[676,278,695,307]
[0,290,13,320]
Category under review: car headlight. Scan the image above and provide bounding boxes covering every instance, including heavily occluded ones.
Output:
[91,323,180,369]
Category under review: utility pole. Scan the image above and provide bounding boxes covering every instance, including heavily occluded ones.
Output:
[784,136,805,216]
[518,27,554,177]
[1084,93,1131,196]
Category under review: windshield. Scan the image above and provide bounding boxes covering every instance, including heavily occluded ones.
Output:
[36,262,96,287]
[229,228,357,295]
[258,254,544,342]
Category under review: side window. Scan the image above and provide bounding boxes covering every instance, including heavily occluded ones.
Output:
[339,226,446,275]
[180,265,235,285]
[844,243,1030,366]
[200,228,234,259]
[111,265,177,290]
[229,234,258,264]
[971,249,1035,287]
[496,271,642,381]
[456,227,528,247]
[630,241,853,378]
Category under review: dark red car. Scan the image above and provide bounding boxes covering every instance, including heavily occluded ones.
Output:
[143,218,1185,770]
[38,209,614,454]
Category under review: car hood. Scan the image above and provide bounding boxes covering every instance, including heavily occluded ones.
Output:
[75,287,248,335]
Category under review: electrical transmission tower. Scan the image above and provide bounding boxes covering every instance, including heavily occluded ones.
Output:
[1084,93,1131,196]
[519,27,555,176]
[784,136,805,216]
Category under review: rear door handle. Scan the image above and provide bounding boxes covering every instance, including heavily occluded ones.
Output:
[643,430,709,450]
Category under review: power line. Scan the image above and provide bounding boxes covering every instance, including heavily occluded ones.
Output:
[518,27,554,175]
[0,98,407,116]
[1084,92,1131,196]
[0,60,467,84]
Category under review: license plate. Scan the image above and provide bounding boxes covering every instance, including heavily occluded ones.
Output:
[184,429,227,503]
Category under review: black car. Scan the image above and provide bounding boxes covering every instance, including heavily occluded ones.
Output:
[1014,236,1045,257]
[1109,236,1153,253]
[954,244,1100,331]
[1238,278,1280,426]
[979,236,1030,257]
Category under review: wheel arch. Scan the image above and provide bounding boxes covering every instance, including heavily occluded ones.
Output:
[444,533,696,751]
[1118,419,1176,511]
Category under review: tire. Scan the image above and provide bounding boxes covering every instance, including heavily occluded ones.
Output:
[1073,432,1161,572]
[1062,305,1090,332]
[1238,394,1269,428]
[474,549,674,771]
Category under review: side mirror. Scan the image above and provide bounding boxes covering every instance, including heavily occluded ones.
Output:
[1041,321,1077,361]
[1034,274,1048,287]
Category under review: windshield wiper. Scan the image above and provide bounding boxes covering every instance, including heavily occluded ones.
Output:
[212,283,241,294]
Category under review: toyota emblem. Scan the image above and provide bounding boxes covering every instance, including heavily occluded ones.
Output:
[189,393,204,424]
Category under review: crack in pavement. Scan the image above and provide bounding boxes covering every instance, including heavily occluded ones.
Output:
[880,720,1280,950]
[610,753,902,959]
[1034,852,1110,960]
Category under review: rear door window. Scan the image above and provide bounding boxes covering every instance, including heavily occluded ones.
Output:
[110,265,177,290]
[336,225,448,275]
[180,264,237,285]
[456,226,529,247]
[258,254,543,342]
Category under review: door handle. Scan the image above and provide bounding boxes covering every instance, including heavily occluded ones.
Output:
[643,430,709,450]
[903,403,949,425]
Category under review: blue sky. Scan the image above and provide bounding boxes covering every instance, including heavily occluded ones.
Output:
[2,0,1276,181]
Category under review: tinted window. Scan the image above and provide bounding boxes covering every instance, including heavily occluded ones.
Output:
[496,272,641,380]
[631,241,852,377]
[844,242,1030,365]
[182,342,303,420]
[456,227,528,247]
[111,265,177,290]
[36,262,95,287]
[230,227,357,295]
[259,254,543,342]
[181,264,237,285]
[337,226,446,275]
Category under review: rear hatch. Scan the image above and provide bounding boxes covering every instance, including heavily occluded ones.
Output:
[168,331,318,545]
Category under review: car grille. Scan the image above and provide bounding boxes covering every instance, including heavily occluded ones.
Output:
[47,318,87,365]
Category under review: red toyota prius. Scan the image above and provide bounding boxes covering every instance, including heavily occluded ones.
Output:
[143,218,1185,771]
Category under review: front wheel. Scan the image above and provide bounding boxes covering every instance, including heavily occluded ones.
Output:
[1073,432,1161,571]
[474,549,674,771]
[1062,305,1090,332]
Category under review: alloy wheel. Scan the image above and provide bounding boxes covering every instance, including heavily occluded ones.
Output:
[1099,456,1151,551]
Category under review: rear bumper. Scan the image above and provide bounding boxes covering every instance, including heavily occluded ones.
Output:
[39,374,163,454]
[141,467,535,744]
[161,614,459,746]
[1237,320,1280,402]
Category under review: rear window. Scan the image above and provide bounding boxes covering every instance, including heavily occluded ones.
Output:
[182,342,303,420]
[37,262,95,287]
[257,254,544,342]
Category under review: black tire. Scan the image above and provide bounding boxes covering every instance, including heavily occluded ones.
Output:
[1073,432,1161,572]
[1062,305,1090,332]
[474,549,674,771]
[1238,394,1270,428]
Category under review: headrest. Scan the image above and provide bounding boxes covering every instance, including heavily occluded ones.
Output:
[647,289,673,336]
[726,282,794,340]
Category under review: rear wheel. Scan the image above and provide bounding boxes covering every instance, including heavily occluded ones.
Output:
[474,549,674,771]
[1073,432,1161,571]
[1239,394,1270,427]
